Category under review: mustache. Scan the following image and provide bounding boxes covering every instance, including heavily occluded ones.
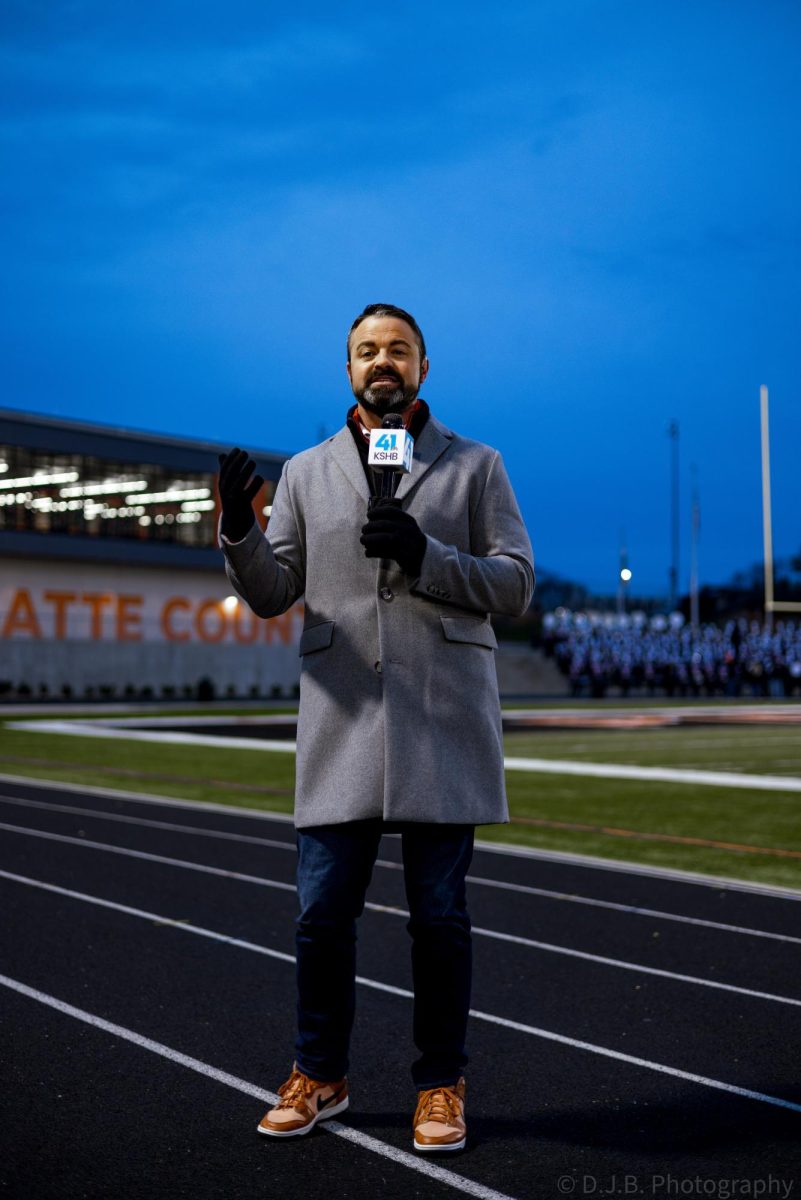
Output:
[368,369,402,384]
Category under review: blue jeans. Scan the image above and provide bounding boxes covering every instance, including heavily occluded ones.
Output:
[294,818,475,1090]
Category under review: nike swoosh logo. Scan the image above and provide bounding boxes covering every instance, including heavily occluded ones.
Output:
[317,1089,341,1111]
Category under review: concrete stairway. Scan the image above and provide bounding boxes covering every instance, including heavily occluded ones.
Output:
[495,643,570,698]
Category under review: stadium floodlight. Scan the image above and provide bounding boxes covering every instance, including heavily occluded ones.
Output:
[60,480,149,497]
[0,470,79,489]
[620,568,632,582]
[180,499,216,511]
[130,487,211,505]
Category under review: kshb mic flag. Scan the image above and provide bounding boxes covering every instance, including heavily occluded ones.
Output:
[367,427,414,474]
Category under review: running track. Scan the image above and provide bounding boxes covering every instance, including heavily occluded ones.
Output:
[0,772,799,1199]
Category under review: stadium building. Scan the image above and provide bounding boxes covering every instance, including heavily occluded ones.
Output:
[0,408,299,702]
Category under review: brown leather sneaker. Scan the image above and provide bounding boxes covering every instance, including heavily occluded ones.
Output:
[412,1077,467,1152]
[257,1063,349,1138]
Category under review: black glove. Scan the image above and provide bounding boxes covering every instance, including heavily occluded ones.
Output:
[217,448,264,542]
[360,501,427,576]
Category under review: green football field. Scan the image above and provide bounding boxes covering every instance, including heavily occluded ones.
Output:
[1,706,799,891]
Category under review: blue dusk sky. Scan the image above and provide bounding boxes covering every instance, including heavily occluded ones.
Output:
[2,1,799,598]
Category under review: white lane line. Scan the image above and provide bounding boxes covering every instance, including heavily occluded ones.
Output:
[503,756,801,793]
[463,873,801,947]
[2,869,800,1116]
[3,771,800,899]
[0,868,404,1002]
[0,772,296,826]
[1,792,798,947]
[0,971,515,1200]
[468,925,801,1006]
[0,793,298,854]
[2,820,801,1010]
[467,1004,801,1114]
[10,722,801,792]
[471,839,801,900]
[0,868,297,961]
[0,819,297,895]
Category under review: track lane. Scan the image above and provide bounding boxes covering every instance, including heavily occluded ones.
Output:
[1,873,800,1199]
[2,773,800,921]
[0,982,486,1200]
[0,793,798,1005]
[2,767,800,1199]
[1,827,799,1110]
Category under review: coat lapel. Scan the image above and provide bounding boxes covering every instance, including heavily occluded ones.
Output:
[328,412,454,503]
[329,426,371,502]
[394,414,454,500]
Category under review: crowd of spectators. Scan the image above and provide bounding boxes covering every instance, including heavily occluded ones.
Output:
[542,610,801,699]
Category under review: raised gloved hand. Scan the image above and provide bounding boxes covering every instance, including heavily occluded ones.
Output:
[217,448,264,543]
[360,501,427,577]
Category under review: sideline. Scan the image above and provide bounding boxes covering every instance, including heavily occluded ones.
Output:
[8,719,801,793]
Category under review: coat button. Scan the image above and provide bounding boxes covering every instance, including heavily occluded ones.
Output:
[380,587,394,602]
[374,660,382,674]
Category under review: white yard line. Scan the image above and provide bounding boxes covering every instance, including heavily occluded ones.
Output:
[1,791,799,946]
[9,719,801,792]
[2,771,800,899]
[503,756,801,792]
[0,825,798,1008]
[5,720,297,754]
[505,705,801,722]
[0,970,516,1200]
[2,871,800,1116]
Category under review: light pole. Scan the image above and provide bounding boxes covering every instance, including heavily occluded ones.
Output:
[668,420,680,610]
[690,464,700,630]
[760,385,774,632]
[618,530,631,614]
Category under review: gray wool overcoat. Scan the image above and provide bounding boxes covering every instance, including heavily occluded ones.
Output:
[219,412,535,828]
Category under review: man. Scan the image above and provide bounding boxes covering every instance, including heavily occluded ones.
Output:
[217,303,534,1152]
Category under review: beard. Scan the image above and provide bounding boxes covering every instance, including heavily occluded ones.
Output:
[354,373,420,416]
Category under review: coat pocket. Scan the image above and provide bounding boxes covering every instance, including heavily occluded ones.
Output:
[298,620,335,656]
[440,614,498,650]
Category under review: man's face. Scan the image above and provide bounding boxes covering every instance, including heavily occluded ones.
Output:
[347,316,429,416]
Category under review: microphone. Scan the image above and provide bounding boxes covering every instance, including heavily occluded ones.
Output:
[367,413,414,504]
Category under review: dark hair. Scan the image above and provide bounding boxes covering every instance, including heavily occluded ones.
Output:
[347,303,427,362]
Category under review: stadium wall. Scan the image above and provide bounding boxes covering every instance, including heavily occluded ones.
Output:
[0,408,296,701]
[1,558,303,700]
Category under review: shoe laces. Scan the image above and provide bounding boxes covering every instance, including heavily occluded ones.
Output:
[417,1084,462,1127]
[276,1069,322,1110]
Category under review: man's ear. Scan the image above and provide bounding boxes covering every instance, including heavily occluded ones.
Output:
[419,356,429,385]
[346,360,352,383]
